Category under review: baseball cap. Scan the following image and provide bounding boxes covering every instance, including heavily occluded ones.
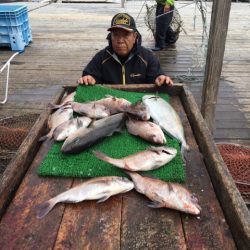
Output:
[107,13,137,32]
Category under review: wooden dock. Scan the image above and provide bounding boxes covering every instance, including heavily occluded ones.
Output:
[0,1,250,248]
[0,1,249,145]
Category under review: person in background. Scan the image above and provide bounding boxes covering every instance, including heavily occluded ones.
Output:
[78,13,173,86]
[152,0,175,51]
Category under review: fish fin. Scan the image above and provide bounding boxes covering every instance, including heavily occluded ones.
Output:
[147,201,164,208]
[105,94,114,99]
[148,146,162,154]
[93,151,111,163]
[96,195,111,203]
[124,162,133,171]
[181,143,191,164]
[36,200,56,219]
[39,134,49,142]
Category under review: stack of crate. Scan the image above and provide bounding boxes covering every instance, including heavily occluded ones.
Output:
[0,5,32,51]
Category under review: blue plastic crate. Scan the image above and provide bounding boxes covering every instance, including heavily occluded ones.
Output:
[0,5,32,51]
[0,5,28,26]
[0,31,27,51]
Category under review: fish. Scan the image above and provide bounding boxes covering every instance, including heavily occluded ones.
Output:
[93,146,177,171]
[39,105,73,141]
[61,113,126,154]
[142,95,190,154]
[48,91,76,109]
[90,95,131,114]
[36,176,134,219]
[126,171,201,215]
[126,117,166,144]
[123,101,150,121]
[49,101,110,119]
[53,116,92,141]
[68,102,110,119]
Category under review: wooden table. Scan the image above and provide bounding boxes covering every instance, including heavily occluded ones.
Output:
[0,85,245,249]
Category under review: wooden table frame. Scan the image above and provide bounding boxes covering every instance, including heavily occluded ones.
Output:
[0,84,249,249]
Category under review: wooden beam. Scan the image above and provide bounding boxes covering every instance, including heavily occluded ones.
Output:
[201,0,232,132]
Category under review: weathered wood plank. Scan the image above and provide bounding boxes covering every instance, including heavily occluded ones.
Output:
[121,190,186,250]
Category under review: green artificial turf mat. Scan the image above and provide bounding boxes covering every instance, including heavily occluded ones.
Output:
[38,85,186,183]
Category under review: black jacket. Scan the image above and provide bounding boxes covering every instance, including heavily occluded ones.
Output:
[82,37,165,85]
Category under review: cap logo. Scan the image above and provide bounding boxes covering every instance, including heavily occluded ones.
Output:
[113,13,131,26]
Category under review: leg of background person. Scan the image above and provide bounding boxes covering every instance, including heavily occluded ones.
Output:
[155,4,173,49]
[164,6,175,45]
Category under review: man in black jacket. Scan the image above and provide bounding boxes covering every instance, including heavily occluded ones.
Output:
[78,13,173,86]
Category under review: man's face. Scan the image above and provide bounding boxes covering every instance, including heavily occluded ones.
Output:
[111,29,137,57]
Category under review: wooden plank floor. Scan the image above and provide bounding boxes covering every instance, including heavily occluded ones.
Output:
[0,0,249,148]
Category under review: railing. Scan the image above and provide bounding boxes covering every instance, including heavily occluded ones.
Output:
[0,52,19,104]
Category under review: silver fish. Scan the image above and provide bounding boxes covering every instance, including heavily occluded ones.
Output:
[61,113,126,154]
[39,105,73,141]
[36,176,134,219]
[142,95,189,154]
[126,171,201,215]
[126,118,166,144]
[93,146,177,171]
[53,116,92,141]
[90,95,131,114]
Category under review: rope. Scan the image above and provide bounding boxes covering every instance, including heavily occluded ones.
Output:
[0,52,19,104]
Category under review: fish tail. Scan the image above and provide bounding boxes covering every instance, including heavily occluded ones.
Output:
[93,151,113,164]
[36,199,56,219]
[181,143,190,161]
[181,145,189,155]
[48,102,61,110]
[39,130,53,142]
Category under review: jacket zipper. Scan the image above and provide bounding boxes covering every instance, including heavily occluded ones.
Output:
[122,65,126,85]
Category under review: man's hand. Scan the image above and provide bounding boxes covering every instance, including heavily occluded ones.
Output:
[77,75,96,85]
[155,75,173,87]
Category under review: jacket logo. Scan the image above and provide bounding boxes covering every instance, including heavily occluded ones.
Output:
[130,73,141,77]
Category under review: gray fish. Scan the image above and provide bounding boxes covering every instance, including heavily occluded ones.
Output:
[93,146,177,171]
[142,95,190,155]
[53,116,92,141]
[126,171,201,215]
[36,176,134,219]
[39,105,73,141]
[61,113,126,154]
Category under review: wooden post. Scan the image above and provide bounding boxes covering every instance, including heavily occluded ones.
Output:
[201,0,232,132]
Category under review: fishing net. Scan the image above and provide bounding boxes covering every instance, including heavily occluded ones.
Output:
[0,114,39,174]
[144,4,185,42]
[217,143,250,205]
